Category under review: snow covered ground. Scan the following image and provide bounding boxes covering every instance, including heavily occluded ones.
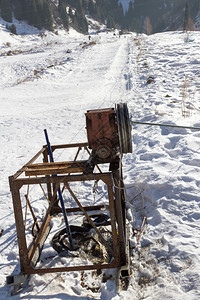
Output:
[1,19,200,299]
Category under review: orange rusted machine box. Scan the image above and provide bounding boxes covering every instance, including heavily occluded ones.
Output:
[85,108,119,162]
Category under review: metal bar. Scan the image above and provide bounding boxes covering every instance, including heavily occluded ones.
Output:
[28,183,60,262]
[51,142,88,151]
[30,224,51,267]
[38,182,50,203]
[24,184,29,226]
[15,172,111,185]
[113,169,127,267]
[7,223,51,288]
[106,178,120,264]
[132,121,200,130]
[65,183,114,256]
[73,147,82,161]
[49,182,63,207]
[43,148,52,202]
[9,177,28,272]
[12,143,88,179]
[66,204,107,212]
[120,223,131,278]
[25,194,40,232]
[67,147,84,176]
[25,166,85,176]
[27,213,52,263]
[85,147,102,173]
[44,129,74,251]
[13,146,46,179]
[25,260,118,274]
[52,204,107,214]
[26,160,87,169]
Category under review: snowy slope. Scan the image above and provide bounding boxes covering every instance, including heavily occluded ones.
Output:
[1,21,200,299]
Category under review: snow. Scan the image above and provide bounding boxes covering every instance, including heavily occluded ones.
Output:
[1,18,200,299]
[118,0,134,14]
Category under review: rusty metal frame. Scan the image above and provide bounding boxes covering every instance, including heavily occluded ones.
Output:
[8,142,126,280]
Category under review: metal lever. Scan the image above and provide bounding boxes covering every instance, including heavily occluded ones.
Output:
[44,129,74,250]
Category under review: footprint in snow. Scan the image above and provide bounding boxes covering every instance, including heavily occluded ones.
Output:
[164,136,181,150]
[139,152,163,161]
[181,159,200,167]
[161,126,187,136]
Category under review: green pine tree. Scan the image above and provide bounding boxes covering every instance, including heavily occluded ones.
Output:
[58,0,69,29]
[107,15,115,29]
[13,0,25,20]
[73,9,88,34]
[76,0,82,14]
[82,0,88,10]
[38,0,53,30]
[183,1,189,31]
[88,0,95,15]
[1,0,12,23]
[26,0,41,28]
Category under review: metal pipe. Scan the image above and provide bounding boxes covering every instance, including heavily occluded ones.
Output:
[44,129,74,251]
[132,121,200,131]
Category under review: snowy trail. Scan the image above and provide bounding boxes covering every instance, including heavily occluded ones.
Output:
[0,34,129,186]
[0,31,131,299]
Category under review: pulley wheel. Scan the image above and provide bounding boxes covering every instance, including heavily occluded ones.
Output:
[82,213,111,229]
[115,103,132,154]
[51,225,90,253]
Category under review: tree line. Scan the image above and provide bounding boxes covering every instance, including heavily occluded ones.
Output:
[84,0,200,33]
[122,0,200,33]
[0,0,199,34]
[0,0,54,30]
[0,0,88,33]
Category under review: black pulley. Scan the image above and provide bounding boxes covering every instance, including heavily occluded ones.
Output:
[82,213,111,229]
[51,225,89,253]
[51,214,111,253]
[115,103,132,154]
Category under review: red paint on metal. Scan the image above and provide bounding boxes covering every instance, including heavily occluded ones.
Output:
[85,108,119,160]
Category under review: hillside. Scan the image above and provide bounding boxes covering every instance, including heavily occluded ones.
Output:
[119,0,200,33]
[0,0,200,34]
[0,20,200,299]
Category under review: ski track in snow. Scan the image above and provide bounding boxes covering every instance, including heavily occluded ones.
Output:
[0,24,200,299]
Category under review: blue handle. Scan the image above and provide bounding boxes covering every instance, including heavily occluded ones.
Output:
[44,129,74,250]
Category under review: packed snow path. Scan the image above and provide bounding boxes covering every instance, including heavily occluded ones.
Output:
[0,27,200,299]
[0,33,128,188]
